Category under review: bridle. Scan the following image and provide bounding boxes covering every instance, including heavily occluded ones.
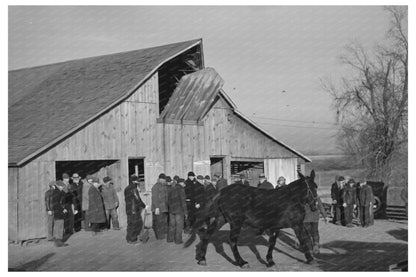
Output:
[302,178,318,207]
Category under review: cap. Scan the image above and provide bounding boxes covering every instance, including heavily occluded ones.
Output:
[158,173,166,180]
[337,176,345,181]
[188,171,195,177]
[55,180,65,187]
[130,175,139,182]
[92,177,99,183]
[173,175,180,182]
[62,173,70,179]
[197,175,204,180]
[71,173,80,179]
[348,178,356,184]
[204,175,210,180]
[213,173,220,178]
[103,176,112,183]
[259,173,266,178]
[48,181,56,188]
[178,178,185,183]
[166,176,172,182]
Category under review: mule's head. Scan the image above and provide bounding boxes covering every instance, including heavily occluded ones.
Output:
[298,170,318,211]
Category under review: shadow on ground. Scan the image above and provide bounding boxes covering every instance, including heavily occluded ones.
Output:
[315,241,408,271]
[9,253,55,271]
[386,228,408,242]
[195,227,305,267]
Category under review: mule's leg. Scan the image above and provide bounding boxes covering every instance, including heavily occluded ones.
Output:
[265,230,279,267]
[196,217,219,265]
[229,222,249,268]
[292,224,314,263]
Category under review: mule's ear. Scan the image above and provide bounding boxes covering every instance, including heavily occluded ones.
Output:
[298,171,305,180]
[310,170,316,181]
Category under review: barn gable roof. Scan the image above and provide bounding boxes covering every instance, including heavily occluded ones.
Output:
[9,38,310,166]
[9,39,202,166]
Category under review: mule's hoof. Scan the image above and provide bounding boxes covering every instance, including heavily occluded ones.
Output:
[240,263,250,269]
[306,259,316,265]
[266,261,276,268]
[197,260,207,266]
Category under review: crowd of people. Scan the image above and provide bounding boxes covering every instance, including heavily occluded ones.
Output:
[330,175,375,228]
[45,170,369,254]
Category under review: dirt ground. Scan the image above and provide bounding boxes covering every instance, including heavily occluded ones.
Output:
[8,219,407,271]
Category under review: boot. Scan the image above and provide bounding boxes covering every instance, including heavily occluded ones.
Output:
[54,239,68,247]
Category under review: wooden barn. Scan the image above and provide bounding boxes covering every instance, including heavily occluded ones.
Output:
[8,39,310,241]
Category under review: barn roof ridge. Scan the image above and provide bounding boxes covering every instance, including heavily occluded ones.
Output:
[9,38,202,166]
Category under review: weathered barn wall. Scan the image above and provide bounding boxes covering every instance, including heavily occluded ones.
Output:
[11,73,161,240]
[8,167,19,241]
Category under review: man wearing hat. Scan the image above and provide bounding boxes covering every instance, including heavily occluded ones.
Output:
[152,173,169,240]
[51,181,69,247]
[331,176,345,225]
[235,173,250,186]
[124,175,146,244]
[81,175,93,231]
[214,173,228,191]
[357,180,375,227]
[87,177,106,235]
[69,173,83,232]
[101,176,120,230]
[184,172,205,231]
[62,173,76,235]
[204,175,217,202]
[257,173,274,190]
[342,179,357,227]
[167,178,188,244]
[45,181,56,241]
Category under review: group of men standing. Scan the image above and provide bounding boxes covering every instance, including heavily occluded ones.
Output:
[331,176,375,227]
[45,173,120,247]
[124,171,228,245]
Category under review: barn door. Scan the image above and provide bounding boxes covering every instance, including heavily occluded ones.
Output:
[264,158,298,186]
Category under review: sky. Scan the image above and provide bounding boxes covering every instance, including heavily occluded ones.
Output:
[8,6,391,155]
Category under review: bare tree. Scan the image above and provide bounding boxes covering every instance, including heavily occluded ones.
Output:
[324,6,408,184]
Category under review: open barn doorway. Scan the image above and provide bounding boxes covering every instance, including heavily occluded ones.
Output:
[210,157,225,178]
[231,160,264,187]
[55,160,121,189]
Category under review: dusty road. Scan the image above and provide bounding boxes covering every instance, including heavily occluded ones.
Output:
[9,219,407,271]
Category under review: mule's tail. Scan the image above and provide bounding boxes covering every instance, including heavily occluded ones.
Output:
[184,195,220,248]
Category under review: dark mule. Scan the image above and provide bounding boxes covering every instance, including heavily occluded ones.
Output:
[184,170,318,268]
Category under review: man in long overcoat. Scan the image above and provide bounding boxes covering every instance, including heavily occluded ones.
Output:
[342,179,357,227]
[331,176,345,225]
[52,181,69,247]
[167,178,188,244]
[88,177,106,235]
[357,181,375,227]
[45,181,56,241]
[69,173,83,232]
[124,175,146,244]
[82,175,93,230]
[152,173,169,240]
[101,176,120,230]
[184,172,205,231]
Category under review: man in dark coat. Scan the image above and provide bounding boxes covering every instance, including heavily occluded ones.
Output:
[342,179,357,227]
[88,177,106,235]
[215,174,228,191]
[52,181,68,247]
[257,173,274,190]
[124,175,146,244]
[184,172,205,231]
[167,178,188,244]
[101,176,120,230]
[69,173,83,232]
[331,176,345,225]
[45,181,56,241]
[204,175,217,203]
[152,173,169,240]
[357,181,375,227]
[62,173,76,235]
[303,196,328,255]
